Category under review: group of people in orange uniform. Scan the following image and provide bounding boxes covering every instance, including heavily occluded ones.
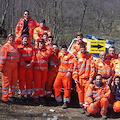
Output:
[0,10,120,120]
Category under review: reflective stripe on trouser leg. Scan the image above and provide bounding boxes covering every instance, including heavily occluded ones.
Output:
[100,98,109,115]
[40,88,45,97]
[63,98,70,103]
[26,89,33,95]
[55,96,62,102]
[20,90,26,96]
[46,91,52,97]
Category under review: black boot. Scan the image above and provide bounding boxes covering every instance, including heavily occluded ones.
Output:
[26,95,33,103]
[62,102,68,109]
[9,96,16,103]
[39,97,47,106]
[19,96,26,103]
[0,99,11,105]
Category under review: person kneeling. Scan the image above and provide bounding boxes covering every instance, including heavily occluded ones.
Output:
[85,74,111,119]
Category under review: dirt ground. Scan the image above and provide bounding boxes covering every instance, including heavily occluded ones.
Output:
[0,80,120,120]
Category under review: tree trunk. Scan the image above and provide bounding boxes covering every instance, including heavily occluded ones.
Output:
[0,0,10,28]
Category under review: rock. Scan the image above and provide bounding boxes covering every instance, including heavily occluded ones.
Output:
[49,109,55,112]
[28,110,33,117]
[52,116,58,120]
[42,112,48,117]
[28,113,33,117]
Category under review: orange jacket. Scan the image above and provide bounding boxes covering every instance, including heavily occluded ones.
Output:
[33,26,51,42]
[33,48,52,71]
[71,41,87,56]
[95,59,114,78]
[58,51,74,73]
[15,17,39,39]
[72,52,95,80]
[0,42,19,70]
[48,53,59,73]
[113,59,120,77]
[85,82,111,104]
[17,44,35,67]
[106,54,118,65]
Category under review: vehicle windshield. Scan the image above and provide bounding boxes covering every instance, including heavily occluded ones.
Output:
[68,38,110,60]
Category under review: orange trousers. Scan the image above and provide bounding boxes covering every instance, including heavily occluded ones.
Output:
[54,72,72,103]
[18,65,33,96]
[87,98,109,116]
[113,100,120,112]
[46,71,57,97]
[1,61,18,101]
[76,78,89,105]
[33,69,48,99]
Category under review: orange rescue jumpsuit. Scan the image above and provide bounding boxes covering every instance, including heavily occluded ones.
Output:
[46,53,59,97]
[113,59,120,77]
[17,44,35,97]
[95,59,114,83]
[15,17,39,46]
[72,52,95,105]
[0,41,19,101]
[33,48,51,99]
[53,51,74,103]
[71,41,87,56]
[106,54,118,64]
[85,83,111,116]
[33,26,51,47]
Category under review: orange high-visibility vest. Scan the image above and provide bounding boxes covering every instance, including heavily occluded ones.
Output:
[95,59,114,78]
[113,59,120,77]
[72,52,95,80]
[0,42,19,70]
[71,41,87,56]
[17,44,35,67]
[15,17,39,39]
[58,51,74,73]
[33,26,51,42]
[85,83,111,104]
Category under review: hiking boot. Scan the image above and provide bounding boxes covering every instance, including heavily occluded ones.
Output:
[62,102,68,109]
[85,111,90,117]
[34,99,39,104]
[81,108,85,114]
[0,99,11,105]
[9,97,16,103]
[19,96,26,103]
[39,97,47,106]
[26,95,33,103]
[45,97,53,106]
[102,115,107,120]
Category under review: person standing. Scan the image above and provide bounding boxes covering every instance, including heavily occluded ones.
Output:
[0,34,19,104]
[15,10,39,46]
[54,45,74,109]
[72,44,95,109]
[46,44,59,100]
[33,19,51,47]
[17,34,35,102]
[33,39,52,105]
[71,32,86,56]
[95,51,114,85]
[106,46,118,64]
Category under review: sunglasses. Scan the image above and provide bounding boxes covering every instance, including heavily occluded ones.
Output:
[24,14,28,15]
